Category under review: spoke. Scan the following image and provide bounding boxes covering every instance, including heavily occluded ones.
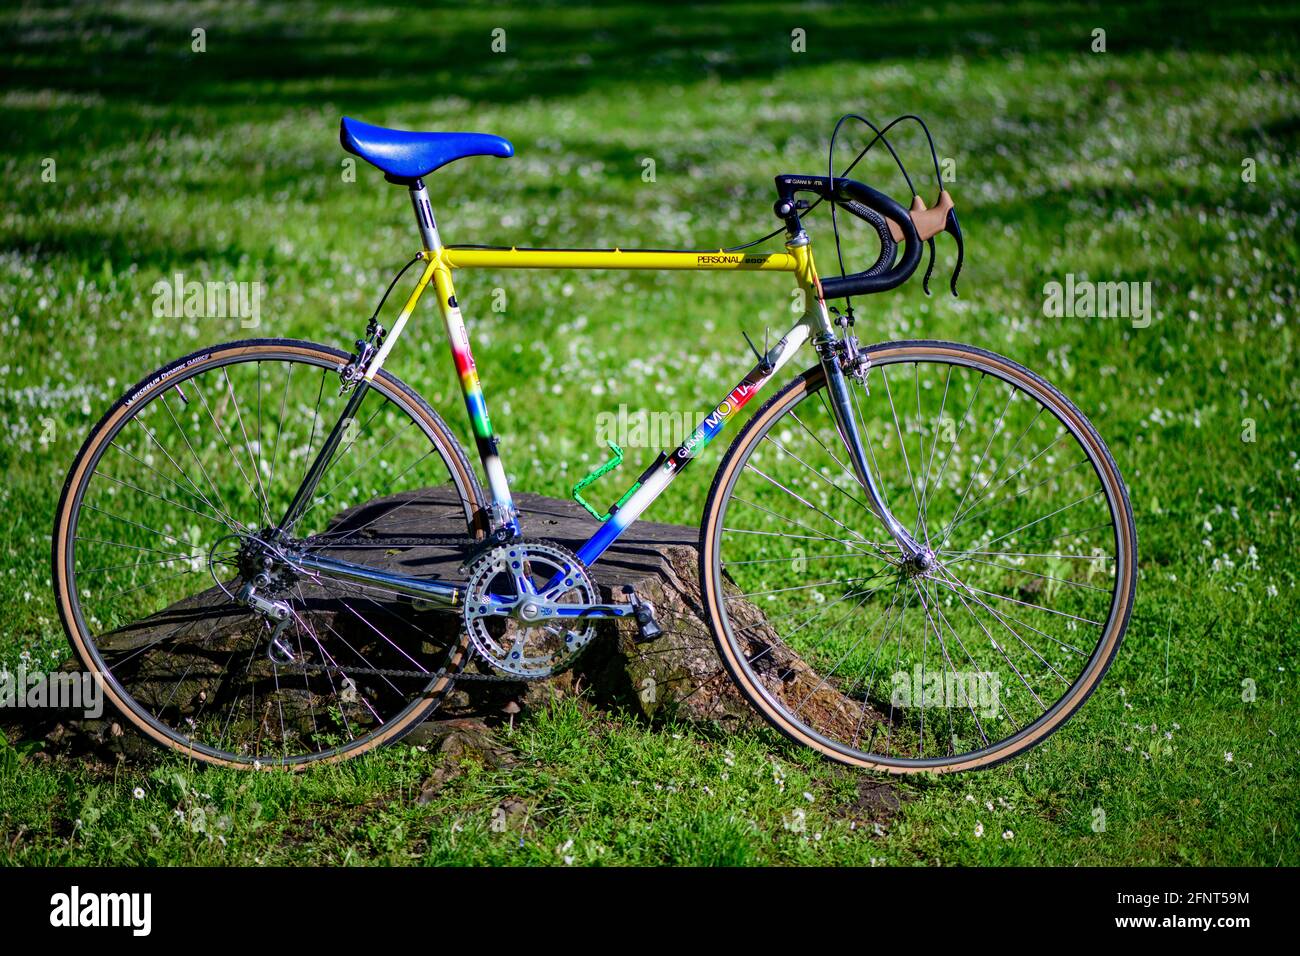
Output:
[93,471,234,533]
[940,548,1113,562]
[948,457,1092,542]
[98,565,199,602]
[787,408,859,490]
[944,406,1047,532]
[915,364,953,537]
[924,372,985,523]
[82,504,194,550]
[788,586,886,715]
[956,555,1111,593]
[190,376,264,523]
[909,578,968,756]
[266,358,293,494]
[727,496,896,560]
[724,573,887,603]
[139,402,243,533]
[883,584,916,757]
[923,585,1009,741]
[308,452,456,544]
[760,432,874,516]
[738,467,900,567]
[941,521,1117,566]
[107,438,239,534]
[75,534,194,561]
[933,572,1046,711]
[738,575,894,670]
[723,550,870,567]
[949,441,1085,540]
[933,565,1089,656]
[936,384,1018,553]
[223,367,274,526]
[297,369,329,501]
[980,490,1105,551]
[721,525,900,554]
[933,572,1104,627]
[848,584,906,749]
[880,364,923,528]
[296,418,420,527]
[152,395,240,526]
[79,550,237,577]
[933,566,1072,688]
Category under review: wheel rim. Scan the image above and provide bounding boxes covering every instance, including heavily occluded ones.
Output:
[707,344,1135,771]
[56,344,481,767]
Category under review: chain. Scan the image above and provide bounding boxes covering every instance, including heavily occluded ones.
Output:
[302,533,481,550]
[274,661,537,683]
[269,534,561,685]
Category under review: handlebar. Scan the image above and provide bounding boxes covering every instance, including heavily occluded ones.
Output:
[773,174,964,299]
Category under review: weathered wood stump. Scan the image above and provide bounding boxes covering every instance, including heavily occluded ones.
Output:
[27,487,885,760]
[327,488,762,730]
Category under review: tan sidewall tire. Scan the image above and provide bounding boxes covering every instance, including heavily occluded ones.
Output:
[52,340,484,770]
[700,341,1137,774]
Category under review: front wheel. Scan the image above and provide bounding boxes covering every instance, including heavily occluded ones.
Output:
[700,340,1137,773]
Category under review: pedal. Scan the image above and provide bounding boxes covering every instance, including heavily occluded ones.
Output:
[622,585,663,643]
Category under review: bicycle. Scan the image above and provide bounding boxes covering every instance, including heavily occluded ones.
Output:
[52,114,1137,772]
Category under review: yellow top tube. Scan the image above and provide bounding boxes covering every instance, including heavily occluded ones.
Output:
[439,245,800,273]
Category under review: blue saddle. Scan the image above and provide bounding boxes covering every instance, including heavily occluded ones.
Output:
[339,116,514,182]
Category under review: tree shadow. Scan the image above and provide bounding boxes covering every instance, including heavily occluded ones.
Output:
[6,1,1298,156]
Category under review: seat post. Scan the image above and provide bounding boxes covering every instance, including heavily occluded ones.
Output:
[407,178,442,252]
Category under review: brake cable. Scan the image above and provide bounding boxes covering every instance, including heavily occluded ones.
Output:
[827,114,952,311]
[724,112,941,255]
[828,113,918,322]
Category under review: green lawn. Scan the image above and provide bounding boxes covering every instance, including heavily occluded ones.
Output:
[2,0,1298,865]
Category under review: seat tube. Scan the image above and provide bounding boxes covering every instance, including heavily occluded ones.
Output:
[429,255,520,537]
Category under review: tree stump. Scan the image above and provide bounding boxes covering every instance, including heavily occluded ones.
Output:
[325,488,762,731]
[29,487,885,757]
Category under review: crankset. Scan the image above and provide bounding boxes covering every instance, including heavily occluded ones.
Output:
[461,541,649,679]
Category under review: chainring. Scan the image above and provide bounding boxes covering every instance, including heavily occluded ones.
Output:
[462,541,598,679]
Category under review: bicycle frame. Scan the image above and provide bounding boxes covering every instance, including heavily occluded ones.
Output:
[283,179,925,609]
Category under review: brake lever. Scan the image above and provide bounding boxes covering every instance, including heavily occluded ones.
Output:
[945,207,963,297]
[905,190,964,298]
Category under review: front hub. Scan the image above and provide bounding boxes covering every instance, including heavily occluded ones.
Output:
[901,548,936,579]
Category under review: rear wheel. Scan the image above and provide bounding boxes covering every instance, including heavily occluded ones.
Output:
[53,339,485,769]
[700,340,1137,773]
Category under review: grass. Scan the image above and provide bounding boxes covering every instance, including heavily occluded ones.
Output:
[2,0,1298,865]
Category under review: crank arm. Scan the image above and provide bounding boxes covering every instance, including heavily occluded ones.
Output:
[468,597,636,621]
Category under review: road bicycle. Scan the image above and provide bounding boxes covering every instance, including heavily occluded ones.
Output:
[52,114,1137,772]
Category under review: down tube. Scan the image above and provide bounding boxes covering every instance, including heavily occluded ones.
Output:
[576,322,812,567]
